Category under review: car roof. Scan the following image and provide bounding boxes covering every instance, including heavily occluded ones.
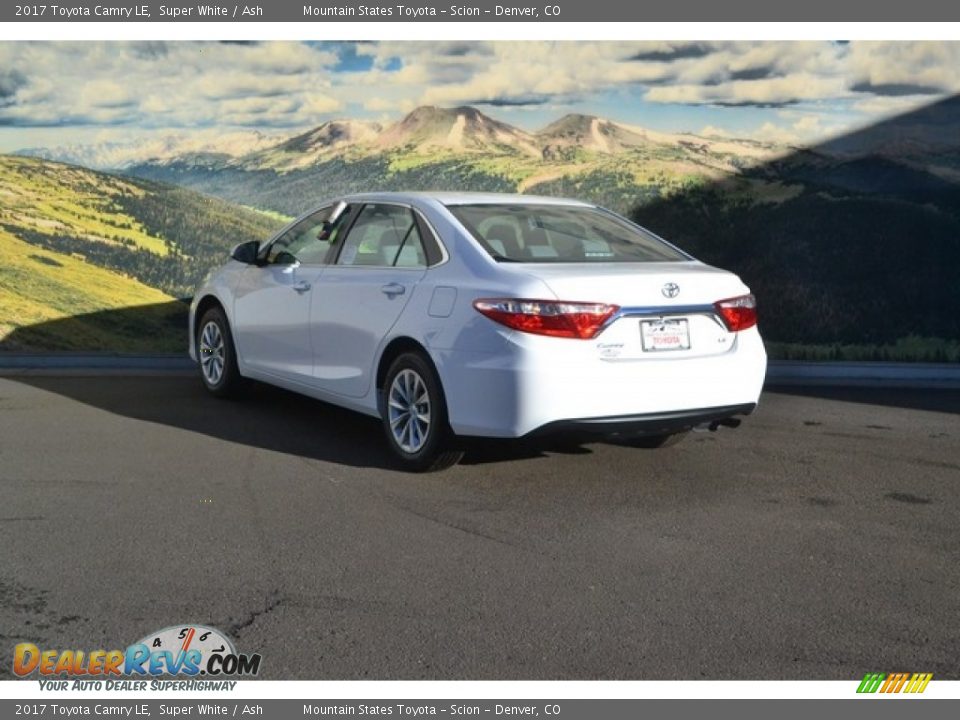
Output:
[338,191,594,207]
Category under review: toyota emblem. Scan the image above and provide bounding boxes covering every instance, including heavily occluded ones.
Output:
[661,282,680,299]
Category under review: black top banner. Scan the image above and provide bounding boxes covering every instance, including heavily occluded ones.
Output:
[5,0,960,22]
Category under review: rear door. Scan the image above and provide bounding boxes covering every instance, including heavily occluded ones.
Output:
[310,203,429,398]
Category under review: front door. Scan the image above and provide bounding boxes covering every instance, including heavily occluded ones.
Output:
[232,204,349,382]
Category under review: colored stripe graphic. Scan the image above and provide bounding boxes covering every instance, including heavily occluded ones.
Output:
[881,673,908,693]
[857,672,931,694]
[857,673,886,693]
[905,673,933,694]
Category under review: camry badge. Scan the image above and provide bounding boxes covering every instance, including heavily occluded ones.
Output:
[661,282,680,299]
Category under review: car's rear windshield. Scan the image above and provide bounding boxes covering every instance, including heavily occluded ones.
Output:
[447,203,689,263]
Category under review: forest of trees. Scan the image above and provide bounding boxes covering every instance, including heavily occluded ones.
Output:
[128,157,519,217]
[112,180,283,294]
[631,180,960,357]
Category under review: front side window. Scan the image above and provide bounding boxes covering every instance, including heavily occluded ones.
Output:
[337,204,426,268]
[447,204,690,263]
[266,203,352,265]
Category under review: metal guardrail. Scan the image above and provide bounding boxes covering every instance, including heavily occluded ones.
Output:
[765,361,960,388]
[0,353,195,374]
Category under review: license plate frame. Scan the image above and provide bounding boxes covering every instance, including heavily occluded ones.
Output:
[640,318,691,352]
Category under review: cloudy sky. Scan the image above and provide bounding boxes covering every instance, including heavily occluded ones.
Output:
[1,40,958,152]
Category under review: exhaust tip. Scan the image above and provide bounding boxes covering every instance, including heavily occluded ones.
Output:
[694,417,743,433]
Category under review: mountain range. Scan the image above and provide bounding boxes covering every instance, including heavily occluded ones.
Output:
[17,130,284,173]
[103,104,960,221]
[18,106,786,173]
[67,106,792,218]
[6,100,960,357]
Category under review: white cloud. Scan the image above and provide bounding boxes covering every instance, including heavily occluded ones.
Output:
[848,42,960,94]
[0,40,957,140]
[300,94,344,116]
[703,112,839,145]
[699,125,729,138]
[645,75,850,107]
[345,41,858,111]
[78,80,136,109]
[0,42,341,130]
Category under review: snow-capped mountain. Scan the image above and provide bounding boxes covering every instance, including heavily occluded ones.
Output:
[17,130,285,170]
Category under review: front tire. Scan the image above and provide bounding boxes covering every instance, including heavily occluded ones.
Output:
[382,352,463,472]
[196,307,242,397]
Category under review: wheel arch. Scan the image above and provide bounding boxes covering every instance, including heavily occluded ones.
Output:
[195,294,226,327]
[375,337,442,417]
[191,294,230,361]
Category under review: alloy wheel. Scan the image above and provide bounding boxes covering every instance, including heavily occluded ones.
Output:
[387,368,432,454]
[199,320,225,385]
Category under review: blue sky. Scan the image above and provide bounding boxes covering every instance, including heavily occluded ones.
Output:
[0,41,956,152]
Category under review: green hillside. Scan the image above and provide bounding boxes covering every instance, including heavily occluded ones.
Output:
[0,227,183,352]
[131,149,745,219]
[0,155,284,352]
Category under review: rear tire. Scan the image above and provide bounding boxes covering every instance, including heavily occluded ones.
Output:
[196,307,242,398]
[381,352,463,472]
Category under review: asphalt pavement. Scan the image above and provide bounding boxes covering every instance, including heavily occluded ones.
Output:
[0,375,958,679]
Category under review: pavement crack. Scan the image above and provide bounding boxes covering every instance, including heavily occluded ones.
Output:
[226,590,285,638]
[386,499,537,554]
[284,593,424,619]
[885,492,932,505]
[912,458,960,472]
[0,516,44,522]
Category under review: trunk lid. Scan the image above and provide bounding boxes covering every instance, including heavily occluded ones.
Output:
[512,261,752,361]
[516,261,747,307]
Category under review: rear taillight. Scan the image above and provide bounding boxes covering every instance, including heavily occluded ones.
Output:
[714,294,757,332]
[473,298,619,339]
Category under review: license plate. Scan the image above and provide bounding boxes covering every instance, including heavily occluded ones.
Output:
[641,318,690,352]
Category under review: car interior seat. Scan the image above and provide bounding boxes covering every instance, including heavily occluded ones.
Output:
[484,222,522,257]
[524,227,559,259]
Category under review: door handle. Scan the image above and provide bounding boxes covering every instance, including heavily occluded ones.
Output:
[381,283,406,297]
[292,281,311,294]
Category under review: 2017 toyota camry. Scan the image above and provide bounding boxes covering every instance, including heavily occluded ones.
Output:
[189,192,767,471]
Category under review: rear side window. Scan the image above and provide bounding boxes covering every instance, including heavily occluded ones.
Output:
[337,204,428,267]
[447,204,689,263]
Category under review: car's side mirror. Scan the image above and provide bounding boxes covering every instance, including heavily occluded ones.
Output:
[231,240,260,265]
[273,251,298,266]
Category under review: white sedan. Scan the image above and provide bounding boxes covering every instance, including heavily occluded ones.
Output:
[189,192,766,471]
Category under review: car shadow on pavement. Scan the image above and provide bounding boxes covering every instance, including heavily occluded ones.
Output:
[5,371,598,471]
[9,373,403,470]
[3,307,957,473]
[0,306,606,469]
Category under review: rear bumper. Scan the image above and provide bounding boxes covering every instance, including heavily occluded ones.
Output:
[437,326,767,438]
[529,402,757,437]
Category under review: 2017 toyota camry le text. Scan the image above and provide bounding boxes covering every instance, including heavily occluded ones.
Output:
[189,192,767,471]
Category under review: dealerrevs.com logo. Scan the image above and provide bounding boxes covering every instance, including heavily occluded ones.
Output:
[857,672,933,694]
[14,625,261,690]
